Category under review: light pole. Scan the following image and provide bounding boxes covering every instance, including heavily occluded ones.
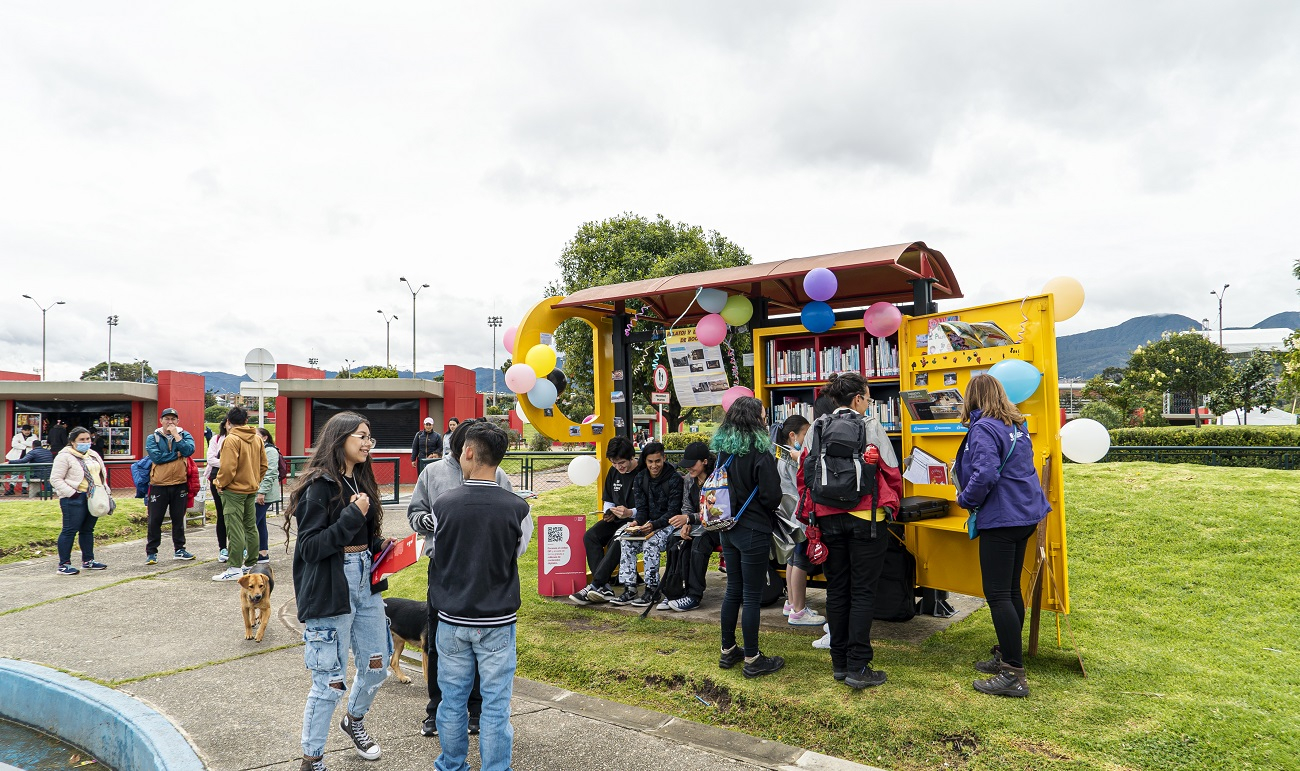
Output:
[400,277,429,379]
[106,315,119,381]
[21,295,66,381]
[488,315,502,407]
[132,358,145,383]
[1210,284,1229,347]
[377,310,399,368]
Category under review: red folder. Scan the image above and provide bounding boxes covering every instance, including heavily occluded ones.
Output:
[371,532,422,585]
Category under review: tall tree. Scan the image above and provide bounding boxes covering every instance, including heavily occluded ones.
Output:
[545,213,753,433]
[353,365,400,379]
[1208,349,1280,424]
[80,361,156,383]
[1126,332,1230,427]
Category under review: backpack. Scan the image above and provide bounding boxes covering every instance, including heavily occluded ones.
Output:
[760,560,786,608]
[698,454,759,532]
[874,526,916,622]
[277,451,290,484]
[130,457,153,498]
[804,411,876,508]
[639,537,690,617]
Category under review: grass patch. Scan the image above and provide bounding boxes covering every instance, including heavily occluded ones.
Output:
[0,497,151,563]
[387,464,1300,770]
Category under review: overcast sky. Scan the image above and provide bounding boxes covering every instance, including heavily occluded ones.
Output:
[2,1,1297,381]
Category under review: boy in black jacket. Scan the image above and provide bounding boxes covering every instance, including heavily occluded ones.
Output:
[427,422,532,771]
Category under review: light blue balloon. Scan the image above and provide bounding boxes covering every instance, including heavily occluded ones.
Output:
[988,359,1042,404]
[698,288,728,314]
[527,377,558,409]
[801,301,835,334]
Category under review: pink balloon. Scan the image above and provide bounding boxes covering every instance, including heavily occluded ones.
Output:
[863,302,902,338]
[503,326,518,355]
[504,362,537,394]
[696,313,727,347]
[721,385,754,412]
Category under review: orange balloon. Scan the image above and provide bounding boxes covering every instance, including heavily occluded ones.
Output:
[1042,276,1084,321]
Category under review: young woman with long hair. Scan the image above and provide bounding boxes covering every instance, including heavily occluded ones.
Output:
[254,426,279,564]
[208,417,229,562]
[954,374,1051,698]
[710,396,784,677]
[48,427,108,575]
[283,412,392,771]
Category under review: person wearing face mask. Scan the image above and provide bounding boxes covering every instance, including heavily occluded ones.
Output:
[48,427,110,575]
[775,415,826,626]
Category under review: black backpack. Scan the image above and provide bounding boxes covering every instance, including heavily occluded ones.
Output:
[804,411,877,509]
[639,537,690,617]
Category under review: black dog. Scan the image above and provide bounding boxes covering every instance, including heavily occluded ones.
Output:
[383,597,428,684]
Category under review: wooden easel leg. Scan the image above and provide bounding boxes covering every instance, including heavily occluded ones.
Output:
[1027,521,1047,656]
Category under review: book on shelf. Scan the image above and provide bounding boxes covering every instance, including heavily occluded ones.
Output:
[819,343,860,376]
[866,336,900,377]
[867,394,901,431]
[771,395,816,424]
[766,339,817,383]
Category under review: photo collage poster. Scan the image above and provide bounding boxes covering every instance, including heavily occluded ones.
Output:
[665,327,730,407]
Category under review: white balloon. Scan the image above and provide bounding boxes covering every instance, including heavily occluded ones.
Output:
[1060,418,1111,464]
[514,400,529,424]
[567,455,601,486]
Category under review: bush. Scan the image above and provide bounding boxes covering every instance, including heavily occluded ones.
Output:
[1109,425,1300,447]
[204,405,228,424]
[661,431,713,450]
[1080,402,1125,430]
[528,431,553,452]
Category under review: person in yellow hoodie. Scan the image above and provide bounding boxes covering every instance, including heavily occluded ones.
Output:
[212,406,267,581]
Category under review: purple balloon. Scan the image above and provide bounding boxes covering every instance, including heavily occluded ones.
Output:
[803,268,838,302]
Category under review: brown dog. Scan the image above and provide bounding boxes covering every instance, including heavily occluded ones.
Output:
[383,597,428,685]
[237,563,275,642]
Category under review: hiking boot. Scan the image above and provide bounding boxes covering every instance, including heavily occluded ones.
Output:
[742,653,785,678]
[609,588,639,606]
[174,548,195,561]
[718,646,744,669]
[300,756,327,771]
[975,644,1003,674]
[81,561,107,571]
[421,715,437,737]
[974,664,1029,698]
[667,596,699,612]
[630,588,655,607]
[845,666,888,689]
[57,563,80,576]
[788,607,826,626]
[833,669,848,682]
[146,553,157,566]
[340,712,381,760]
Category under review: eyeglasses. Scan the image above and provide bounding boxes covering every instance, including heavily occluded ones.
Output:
[350,433,374,444]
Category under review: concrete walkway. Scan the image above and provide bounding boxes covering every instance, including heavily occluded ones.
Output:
[0,522,884,771]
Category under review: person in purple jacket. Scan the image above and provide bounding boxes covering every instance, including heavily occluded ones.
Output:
[953,374,1051,698]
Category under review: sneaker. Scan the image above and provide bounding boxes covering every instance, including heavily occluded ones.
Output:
[609,588,639,606]
[299,757,327,771]
[844,666,888,689]
[973,665,1029,698]
[812,633,831,650]
[420,716,437,737]
[146,553,157,566]
[568,585,596,605]
[788,607,827,626]
[57,563,80,576]
[630,588,655,607]
[718,646,744,670]
[218,548,228,563]
[666,596,699,612]
[212,567,244,582]
[257,554,270,564]
[468,715,480,735]
[975,644,1003,675]
[589,585,615,602]
[833,669,848,681]
[782,600,794,616]
[81,561,107,571]
[656,599,670,611]
[340,713,381,760]
[174,548,195,561]
[742,653,786,679]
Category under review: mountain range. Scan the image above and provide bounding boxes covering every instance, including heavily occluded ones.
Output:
[196,367,506,396]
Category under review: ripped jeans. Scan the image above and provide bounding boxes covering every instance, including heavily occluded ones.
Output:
[300,551,392,757]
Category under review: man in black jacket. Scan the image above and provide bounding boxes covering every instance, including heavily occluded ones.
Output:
[610,442,682,608]
[569,437,638,604]
[411,417,442,472]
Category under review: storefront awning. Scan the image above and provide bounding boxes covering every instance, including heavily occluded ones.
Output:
[555,241,961,322]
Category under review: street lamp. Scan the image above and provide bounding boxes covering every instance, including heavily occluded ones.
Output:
[21,294,66,381]
[488,315,502,407]
[1210,284,1229,347]
[377,310,399,368]
[106,315,119,381]
[132,358,146,383]
[399,277,429,379]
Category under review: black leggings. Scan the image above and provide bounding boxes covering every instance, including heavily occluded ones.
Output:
[210,473,226,550]
[978,524,1038,668]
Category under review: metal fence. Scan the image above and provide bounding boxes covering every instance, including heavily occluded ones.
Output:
[497,450,687,495]
[1101,445,1300,470]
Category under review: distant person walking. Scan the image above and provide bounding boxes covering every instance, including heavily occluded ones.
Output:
[48,427,109,575]
[208,418,230,563]
[212,407,267,581]
[47,420,68,455]
[145,408,196,565]
[412,417,443,471]
[254,427,280,564]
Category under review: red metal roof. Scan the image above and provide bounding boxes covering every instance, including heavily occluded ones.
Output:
[556,241,961,322]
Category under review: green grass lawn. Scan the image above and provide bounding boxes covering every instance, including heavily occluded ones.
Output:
[388,463,1300,770]
[0,497,151,562]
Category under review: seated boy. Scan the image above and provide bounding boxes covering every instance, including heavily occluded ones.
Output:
[569,437,638,603]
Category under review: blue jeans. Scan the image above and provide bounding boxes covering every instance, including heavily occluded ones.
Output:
[58,494,96,565]
[299,552,392,757]
[435,623,517,771]
[719,526,770,657]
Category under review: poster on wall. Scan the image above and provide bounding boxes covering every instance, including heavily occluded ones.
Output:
[665,327,730,407]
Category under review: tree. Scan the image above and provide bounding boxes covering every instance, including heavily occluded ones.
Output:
[1207,349,1280,424]
[353,365,400,379]
[1125,332,1230,427]
[204,389,218,408]
[1079,401,1124,429]
[546,213,752,433]
[80,361,156,383]
[205,405,228,424]
[1081,370,1165,427]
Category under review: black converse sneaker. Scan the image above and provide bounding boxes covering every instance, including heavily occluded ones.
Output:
[340,713,381,760]
[299,756,327,771]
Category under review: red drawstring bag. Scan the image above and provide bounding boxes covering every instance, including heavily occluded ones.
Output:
[799,489,829,565]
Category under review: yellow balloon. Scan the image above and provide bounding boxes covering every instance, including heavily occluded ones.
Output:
[524,344,557,376]
[720,295,754,326]
[1042,276,1085,321]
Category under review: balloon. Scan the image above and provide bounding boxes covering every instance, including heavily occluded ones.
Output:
[514,400,529,424]
[546,368,567,396]
[524,344,557,376]
[1060,418,1111,464]
[567,455,601,486]
[582,414,597,424]
[504,363,537,394]
[1042,276,1085,322]
[698,288,728,314]
[503,326,518,355]
[526,377,558,409]
[988,359,1043,404]
[863,302,903,338]
[720,295,754,326]
[721,385,754,412]
[803,267,838,302]
[801,301,835,333]
[696,313,727,347]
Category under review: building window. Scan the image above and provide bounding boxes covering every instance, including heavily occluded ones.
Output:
[311,399,419,450]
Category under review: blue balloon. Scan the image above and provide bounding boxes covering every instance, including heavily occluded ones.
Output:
[801,301,835,334]
[527,377,558,409]
[988,359,1042,404]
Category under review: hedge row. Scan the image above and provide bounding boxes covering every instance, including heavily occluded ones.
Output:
[661,431,714,450]
[1109,425,1300,447]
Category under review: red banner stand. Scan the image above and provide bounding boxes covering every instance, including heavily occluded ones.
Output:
[536,515,588,596]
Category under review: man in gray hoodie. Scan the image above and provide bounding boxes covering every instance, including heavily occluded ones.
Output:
[407,418,513,739]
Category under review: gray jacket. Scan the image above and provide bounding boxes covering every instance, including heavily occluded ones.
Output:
[407,455,513,559]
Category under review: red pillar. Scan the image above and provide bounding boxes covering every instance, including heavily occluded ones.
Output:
[156,371,206,455]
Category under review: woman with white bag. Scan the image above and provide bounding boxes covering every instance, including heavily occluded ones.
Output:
[49,426,111,575]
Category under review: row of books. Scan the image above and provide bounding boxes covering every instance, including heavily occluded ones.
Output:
[764,338,901,383]
[768,394,901,432]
